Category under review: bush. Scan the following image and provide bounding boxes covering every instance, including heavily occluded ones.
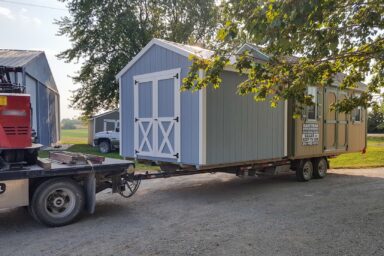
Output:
[368,106,384,133]
[61,119,78,130]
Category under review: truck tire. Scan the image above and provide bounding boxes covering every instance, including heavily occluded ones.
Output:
[99,140,111,153]
[29,178,85,227]
[296,159,313,182]
[313,158,328,179]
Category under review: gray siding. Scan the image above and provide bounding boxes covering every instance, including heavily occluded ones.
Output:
[95,111,119,133]
[120,44,199,165]
[25,53,58,92]
[37,82,50,146]
[205,71,285,165]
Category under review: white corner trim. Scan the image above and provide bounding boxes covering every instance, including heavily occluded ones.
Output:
[118,78,122,156]
[198,69,207,165]
[284,100,288,157]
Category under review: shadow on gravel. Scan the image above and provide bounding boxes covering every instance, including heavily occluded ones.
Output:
[0,171,383,230]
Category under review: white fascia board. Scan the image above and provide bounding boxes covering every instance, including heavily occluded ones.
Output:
[236,43,270,61]
[93,109,119,119]
[116,39,197,79]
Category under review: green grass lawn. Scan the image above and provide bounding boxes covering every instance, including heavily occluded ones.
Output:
[330,137,384,169]
[60,128,88,144]
[45,129,384,170]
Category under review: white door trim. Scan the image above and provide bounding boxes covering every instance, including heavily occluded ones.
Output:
[133,68,181,161]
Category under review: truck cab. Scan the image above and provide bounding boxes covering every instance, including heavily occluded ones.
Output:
[93,127,120,153]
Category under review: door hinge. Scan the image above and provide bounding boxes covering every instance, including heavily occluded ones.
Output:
[173,73,179,79]
[173,153,179,158]
[135,80,138,84]
[173,116,179,122]
[135,150,139,154]
[135,117,139,122]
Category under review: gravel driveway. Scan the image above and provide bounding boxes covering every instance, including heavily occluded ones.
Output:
[1,168,384,256]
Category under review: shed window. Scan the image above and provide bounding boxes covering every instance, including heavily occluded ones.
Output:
[352,93,362,123]
[352,107,362,122]
[306,86,317,121]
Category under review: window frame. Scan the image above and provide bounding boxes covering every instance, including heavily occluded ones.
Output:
[306,86,318,122]
[352,93,362,123]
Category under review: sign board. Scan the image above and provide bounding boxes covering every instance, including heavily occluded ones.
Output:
[302,123,319,146]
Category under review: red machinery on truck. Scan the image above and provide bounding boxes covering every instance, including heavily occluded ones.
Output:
[0,66,39,170]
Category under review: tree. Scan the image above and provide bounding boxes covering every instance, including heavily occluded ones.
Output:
[57,0,219,117]
[368,103,384,133]
[61,118,81,129]
[183,0,384,116]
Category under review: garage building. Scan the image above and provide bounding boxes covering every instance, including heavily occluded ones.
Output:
[88,109,119,145]
[0,49,60,146]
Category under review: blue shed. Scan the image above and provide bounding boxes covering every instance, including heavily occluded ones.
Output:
[116,39,287,169]
[0,50,60,146]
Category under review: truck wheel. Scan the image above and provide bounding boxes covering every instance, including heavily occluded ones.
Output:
[29,178,85,227]
[296,159,313,182]
[313,158,328,179]
[99,141,111,153]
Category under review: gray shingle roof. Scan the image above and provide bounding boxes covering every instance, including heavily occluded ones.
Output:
[0,49,43,67]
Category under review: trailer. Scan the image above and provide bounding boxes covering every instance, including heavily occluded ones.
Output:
[0,152,331,227]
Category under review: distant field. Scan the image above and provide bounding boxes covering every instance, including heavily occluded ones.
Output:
[60,128,88,144]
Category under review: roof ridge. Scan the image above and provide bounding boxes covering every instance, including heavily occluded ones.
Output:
[0,49,44,53]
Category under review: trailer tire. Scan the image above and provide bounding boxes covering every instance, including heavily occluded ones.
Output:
[29,178,85,227]
[296,159,313,182]
[313,158,328,179]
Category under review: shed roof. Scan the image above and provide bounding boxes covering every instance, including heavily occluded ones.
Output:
[116,39,367,91]
[0,49,59,93]
[0,49,43,67]
[90,109,119,120]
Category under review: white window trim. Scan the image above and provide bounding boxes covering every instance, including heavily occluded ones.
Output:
[306,86,318,122]
[352,93,362,124]
[133,68,181,161]
[103,119,119,131]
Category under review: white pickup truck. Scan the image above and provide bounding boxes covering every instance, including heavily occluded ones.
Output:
[93,128,120,153]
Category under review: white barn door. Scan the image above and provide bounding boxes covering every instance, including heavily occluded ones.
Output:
[134,68,181,161]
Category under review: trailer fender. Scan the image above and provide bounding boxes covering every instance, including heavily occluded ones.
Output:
[84,172,96,214]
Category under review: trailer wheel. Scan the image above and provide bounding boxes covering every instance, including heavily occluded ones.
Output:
[313,158,328,179]
[29,178,85,227]
[296,159,313,182]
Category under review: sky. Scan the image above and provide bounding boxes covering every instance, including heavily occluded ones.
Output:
[0,0,81,119]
